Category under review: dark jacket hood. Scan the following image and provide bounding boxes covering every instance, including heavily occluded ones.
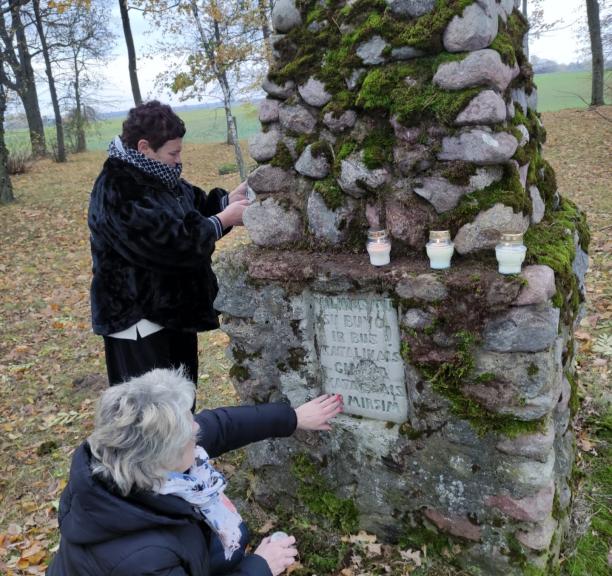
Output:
[58,442,194,546]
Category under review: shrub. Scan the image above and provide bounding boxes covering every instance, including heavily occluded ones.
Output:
[218,163,238,175]
[7,147,33,175]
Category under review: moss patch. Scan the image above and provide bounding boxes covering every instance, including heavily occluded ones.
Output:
[314,177,345,211]
[356,56,479,126]
[229,364,249,382]
[403,330,546,438]
[269,142,295,170]
[292,453,359,534]
[442,161,478,186]
[440,163,530,235]
[524,196,590,324]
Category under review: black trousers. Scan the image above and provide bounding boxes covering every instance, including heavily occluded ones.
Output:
[103,328,198,387]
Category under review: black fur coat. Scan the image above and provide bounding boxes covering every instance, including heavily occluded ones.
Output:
[88,157,229,335]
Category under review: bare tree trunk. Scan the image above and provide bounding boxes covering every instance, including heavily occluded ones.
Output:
[225,112,232,145]
[189,1,246,179]
[258,0,273,66]
[220,80,245,179]
[522,0,529,60]
[73,62,87,153]
[213,19,245,179]
[32,0,66,162]
[0,83,15,205]
[586,0,605,106]
[9,0,46,157]
[118,0,143,106]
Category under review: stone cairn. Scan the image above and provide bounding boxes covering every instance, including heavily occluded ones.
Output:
[216,1,590,574]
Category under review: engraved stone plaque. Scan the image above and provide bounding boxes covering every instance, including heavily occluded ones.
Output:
[313,294,408,423]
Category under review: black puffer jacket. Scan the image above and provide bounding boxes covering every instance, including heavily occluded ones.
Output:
[47,402,298,576]
[89,157,229,335]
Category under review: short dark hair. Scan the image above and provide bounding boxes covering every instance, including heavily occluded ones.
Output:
[121,101,186,151]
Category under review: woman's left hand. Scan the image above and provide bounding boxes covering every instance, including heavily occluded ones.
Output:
[295,394,343,431]
[229,181,248,203]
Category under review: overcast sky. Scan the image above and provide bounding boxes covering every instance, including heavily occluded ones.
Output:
[25,0,595,116]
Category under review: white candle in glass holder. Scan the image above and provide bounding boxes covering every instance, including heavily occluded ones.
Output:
[426,230,454,269]
[495,232,527,274]
[367,229,391,266]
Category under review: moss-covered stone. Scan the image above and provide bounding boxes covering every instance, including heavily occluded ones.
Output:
[440,163,531,235]
[527,362,540,377]
[402,329,546,438]
[229,364,250,382]
[524,196,589,323]
[442,161,478,186]
[313,177,345,211]
[269,142,295,170]
[356,56,479,126]
[362,128,395,168]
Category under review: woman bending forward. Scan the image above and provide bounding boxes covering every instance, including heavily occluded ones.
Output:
[47,369,343,576]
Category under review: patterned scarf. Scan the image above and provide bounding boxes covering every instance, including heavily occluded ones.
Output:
[157,446,243,560]
[108,136,182,189]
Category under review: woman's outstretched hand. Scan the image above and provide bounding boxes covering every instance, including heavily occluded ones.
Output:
[295,394,343,431]
[228,181,248,203]
[253,535,298,576]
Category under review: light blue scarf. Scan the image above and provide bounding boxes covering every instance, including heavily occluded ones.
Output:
[157,445,243,560]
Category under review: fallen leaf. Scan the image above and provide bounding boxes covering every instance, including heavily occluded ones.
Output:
[256,519,277,535]
[574,330,592,341]
[399,548,422,567]
[346,531,377,544]
[286,562,303,574]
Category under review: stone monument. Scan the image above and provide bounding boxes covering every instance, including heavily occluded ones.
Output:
[216,1,589,574]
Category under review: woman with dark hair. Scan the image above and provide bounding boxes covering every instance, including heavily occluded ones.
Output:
[88,101,250,389]
[47,368,344,576]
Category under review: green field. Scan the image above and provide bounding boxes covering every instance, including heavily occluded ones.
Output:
[534,70,611,111]
[5,102,263,153]
[5,71,610,153]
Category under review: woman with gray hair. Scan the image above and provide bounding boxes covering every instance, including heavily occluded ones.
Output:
[47,368,343,576]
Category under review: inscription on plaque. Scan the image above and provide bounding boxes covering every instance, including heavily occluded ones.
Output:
[313,294,408,423]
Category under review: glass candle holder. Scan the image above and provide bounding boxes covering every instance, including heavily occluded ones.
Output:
[367,229,391,266]
[426,230,454,269]
[495,232,527,274]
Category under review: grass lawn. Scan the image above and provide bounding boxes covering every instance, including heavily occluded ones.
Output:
[0,108,610,575]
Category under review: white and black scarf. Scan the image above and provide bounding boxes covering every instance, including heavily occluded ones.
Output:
[158,446,243,560]
[108,136,182,189]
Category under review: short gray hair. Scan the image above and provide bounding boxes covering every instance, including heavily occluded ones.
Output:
[88,368,196,496]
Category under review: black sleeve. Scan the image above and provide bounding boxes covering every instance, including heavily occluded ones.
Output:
[194,185,233,237]
[194,185,228,217]
[195,403,298,458]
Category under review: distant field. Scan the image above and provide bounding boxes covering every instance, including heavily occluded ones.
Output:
[5,71,610,153]
[534,70,611,111]
[5,102,262,153]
